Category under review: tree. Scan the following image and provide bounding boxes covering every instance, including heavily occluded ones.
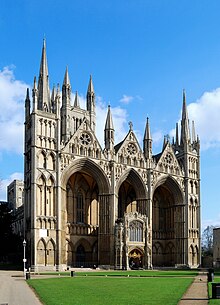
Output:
[202,225,215,256]
[0,202,23,265]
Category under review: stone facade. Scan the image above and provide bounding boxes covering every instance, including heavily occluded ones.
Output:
[7,180,24,236]
[24,40,201,271]
[7,180,24,211]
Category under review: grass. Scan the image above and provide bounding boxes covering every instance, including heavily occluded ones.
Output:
[74,270,198,277]
[28,273,194,305]
[36,270,198,277]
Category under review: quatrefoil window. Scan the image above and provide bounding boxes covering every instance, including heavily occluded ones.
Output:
[164,153,172,164]
[127,143,137,155]
[80,133,91,145]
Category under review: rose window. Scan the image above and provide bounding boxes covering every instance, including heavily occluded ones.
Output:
[80,133,91,145]
[164,153,172,164]
[127,143,136,155]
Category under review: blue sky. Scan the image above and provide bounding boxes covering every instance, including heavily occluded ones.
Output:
[0,0,220,229]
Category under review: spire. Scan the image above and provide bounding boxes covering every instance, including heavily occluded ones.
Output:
[143,117,152,159]
[180,89,190,145]
[192,120,196,143]
[175,122,179,146]
[37,39,51,111]
[25,88,30,119]
[63,66,70,86]
[62,67,71,107]
[144,117,151,141]
[87,75,95,111]
[55,83,61,116]
[51,85,56,101]
[87,74,94,94]
[104,105,114,151]
[86,75,96,132]
[105,105,114,130]
[51,85,56,113]
[74,91,80,108]
[33,76,37,90]
[32,76,38,112]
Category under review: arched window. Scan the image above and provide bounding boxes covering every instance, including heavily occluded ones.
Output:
[129,221,143,242]
[76,191,84,223]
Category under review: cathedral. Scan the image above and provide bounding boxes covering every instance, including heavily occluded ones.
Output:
[24,40,201,271]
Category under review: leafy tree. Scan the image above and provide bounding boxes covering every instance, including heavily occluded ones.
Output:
[0,202,23,264]
[202,225,215,256]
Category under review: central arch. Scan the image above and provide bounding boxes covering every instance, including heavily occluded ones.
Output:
[152,175,184,267]
[116,168,148,218]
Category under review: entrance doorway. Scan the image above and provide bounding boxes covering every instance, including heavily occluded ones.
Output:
[129,249,143,269]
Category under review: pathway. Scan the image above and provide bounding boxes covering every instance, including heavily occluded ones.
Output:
[178,272,209,305]
[0,270,43,305]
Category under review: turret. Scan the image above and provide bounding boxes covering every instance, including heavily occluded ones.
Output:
[74,91,80,108]
[180,90,190,146]
[191,120,196,143]
[143,117,152,160]
[86,75,96,132]
[37,39,51,112]
[32,76,38,112]
[104,105,114,151]
[62,66,71,108]
[61,68,72,143]
[25,88,30,120]
[51,85,56,113]
[175,122,179,147]
[55,84,61,117]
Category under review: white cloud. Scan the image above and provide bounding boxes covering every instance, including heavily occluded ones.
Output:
[96,96,128,146]
[119,94,134,104]
[152,130,164,146]
[165,88,220,151]
[187,88,220,150]
[0,172,23,201]
[0,66,28,154]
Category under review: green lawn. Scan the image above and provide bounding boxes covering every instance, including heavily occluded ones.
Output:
[37,270,198,277]
[29,275,193,305]
[74,269,198,277]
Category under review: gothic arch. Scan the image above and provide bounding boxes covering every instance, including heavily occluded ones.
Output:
[47,152,55,170]
[153,175,184,204]
[152,175,184,267]
[38,150,47,169]
[116,168,147,218]
[37,238,46,265]
[75,238,92,252]
[61,158,110,194]
[46,239,56,266]
[66,239,73,266]
[116,168,147,199]
[37,175,47,215]
[75,238,92,267]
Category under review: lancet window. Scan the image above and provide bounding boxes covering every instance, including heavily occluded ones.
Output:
[129,220,143,242]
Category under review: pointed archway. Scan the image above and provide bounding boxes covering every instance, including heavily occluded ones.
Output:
[116,168,148,217]
[115,169,148,269]
[61,158,111,267]
[152,176,184,267]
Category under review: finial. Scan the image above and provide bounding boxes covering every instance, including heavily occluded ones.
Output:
[26,88,30,99]
[129,121,133,130]
[183,89,186,103]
